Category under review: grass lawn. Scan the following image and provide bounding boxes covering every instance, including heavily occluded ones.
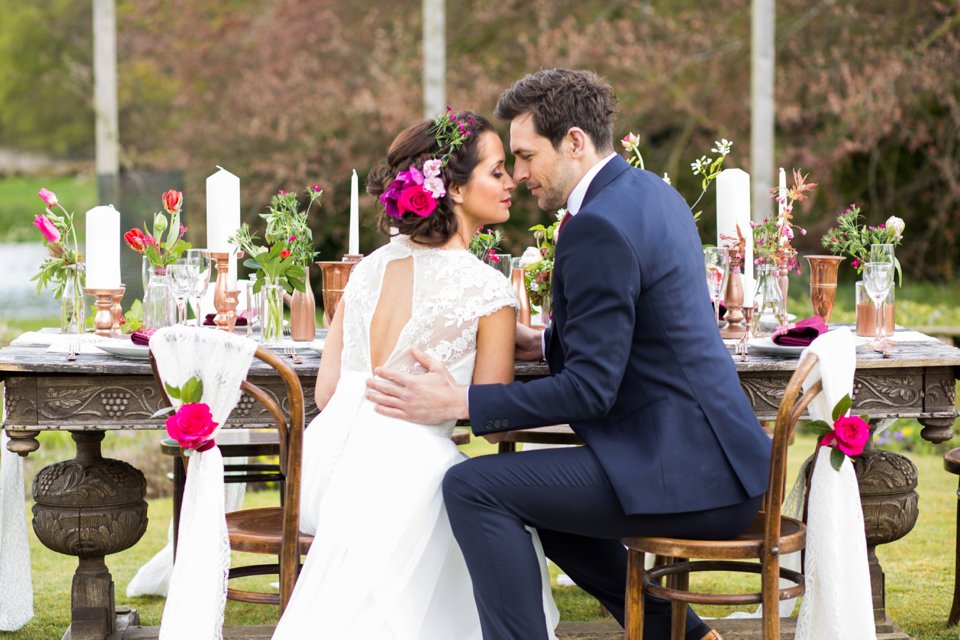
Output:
[0,175,97,242]
[2,435,958,638]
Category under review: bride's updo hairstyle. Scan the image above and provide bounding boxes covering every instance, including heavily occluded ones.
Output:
[368,110,494,246]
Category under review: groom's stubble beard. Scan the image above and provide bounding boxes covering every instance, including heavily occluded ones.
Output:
[534,155,578,212]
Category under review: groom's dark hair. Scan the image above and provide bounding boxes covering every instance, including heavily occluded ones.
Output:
[495,69,617,153]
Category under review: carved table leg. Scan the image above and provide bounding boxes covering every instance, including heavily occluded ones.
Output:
[919,416,955,445]
[31,431,147,640]
[5,429,40,457]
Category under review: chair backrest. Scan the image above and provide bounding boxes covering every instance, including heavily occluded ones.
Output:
[762,353,822,546]
[150,345,305,608]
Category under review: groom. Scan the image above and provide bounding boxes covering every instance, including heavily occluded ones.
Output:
[367,69,771,640]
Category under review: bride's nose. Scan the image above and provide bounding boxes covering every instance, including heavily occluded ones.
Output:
[504,173,516,191]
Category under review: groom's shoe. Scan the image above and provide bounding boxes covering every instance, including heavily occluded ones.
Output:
[699,630,724,640]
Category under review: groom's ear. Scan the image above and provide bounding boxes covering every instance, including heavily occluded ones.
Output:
[448,182,465,205]
[565,127,589,158]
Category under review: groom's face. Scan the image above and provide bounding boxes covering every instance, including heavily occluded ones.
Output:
[509,113,577,212]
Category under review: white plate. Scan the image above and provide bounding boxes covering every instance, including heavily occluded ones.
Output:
[748,337,806,356]
[307,338,325,354]
[96,340,151,360]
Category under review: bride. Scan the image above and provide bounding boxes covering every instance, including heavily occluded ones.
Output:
[272,110,559,639]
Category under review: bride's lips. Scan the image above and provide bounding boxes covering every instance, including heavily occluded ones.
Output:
[501,198,512,207]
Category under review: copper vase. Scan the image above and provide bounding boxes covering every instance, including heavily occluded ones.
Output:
[289,267,317,341]
[805,255,845,322]
[318,259,360,327]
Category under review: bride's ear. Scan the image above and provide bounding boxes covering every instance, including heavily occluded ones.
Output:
[448,183,465,205]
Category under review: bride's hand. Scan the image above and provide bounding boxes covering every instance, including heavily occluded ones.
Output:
[366,348,469,425]
[514,322,544,361]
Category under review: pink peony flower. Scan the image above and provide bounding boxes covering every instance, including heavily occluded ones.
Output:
[38,188,58,207]
[33,214,60,243]
[397,184,437,217]
[165,402,218,450]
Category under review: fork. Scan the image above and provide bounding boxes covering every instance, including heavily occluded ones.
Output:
[284,346,303,365]
[66,338,80,362]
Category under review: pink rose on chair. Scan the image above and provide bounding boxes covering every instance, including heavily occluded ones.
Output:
[33,214,61,243]
[820,415,870,457]
[165,402,218,451]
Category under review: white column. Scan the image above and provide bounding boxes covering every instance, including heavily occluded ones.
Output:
[422,0,446,118]
[751,0,775,222]
[93,0,119,179]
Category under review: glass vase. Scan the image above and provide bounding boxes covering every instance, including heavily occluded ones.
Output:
[855,281,895,337]
[60,266,86,334]
[143,267,177,330]
[259,277,285,347]
[754,264,786,337]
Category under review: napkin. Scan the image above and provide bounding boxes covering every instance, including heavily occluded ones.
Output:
[771,316,828,346]
[202,313,249,327]
[130,328,156,346]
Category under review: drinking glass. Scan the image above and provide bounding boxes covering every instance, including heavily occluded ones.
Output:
[169,261,199,325]
[186,249,211,325]
[704,247,729,328]
[863,261,894,351]
[870,243,895,266]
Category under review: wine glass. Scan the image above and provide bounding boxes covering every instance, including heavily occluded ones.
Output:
[863,261,894,352]
[169,261,199,325]
[186,249,211,325]
[704,247,729,328]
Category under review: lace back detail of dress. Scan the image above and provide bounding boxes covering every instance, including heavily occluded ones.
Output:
[340,237,517,384]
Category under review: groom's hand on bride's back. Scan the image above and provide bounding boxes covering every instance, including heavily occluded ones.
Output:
[514,322,544,361]
[366,348,469,425]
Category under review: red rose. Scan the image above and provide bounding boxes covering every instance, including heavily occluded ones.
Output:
[397,184,437,218]
[280,249,291,259]
[165,402,218,450]
[821,415,870,457]
[162,189,183,215]
[124,228,149,253]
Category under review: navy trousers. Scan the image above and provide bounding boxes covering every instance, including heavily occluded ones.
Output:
[443,446,762,640]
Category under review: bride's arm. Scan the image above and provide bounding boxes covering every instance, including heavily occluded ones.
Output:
[314,299,345,411]
[472,306,516,443]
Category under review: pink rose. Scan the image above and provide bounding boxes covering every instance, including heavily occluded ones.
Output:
[820,415,870,457]
[38,188,58,207]
[33,214,61,243]
[165,402,218,450]
[397,184,437,218]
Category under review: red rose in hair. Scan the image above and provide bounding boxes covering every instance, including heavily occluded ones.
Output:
[124,228,149,253]
[397,185,437,218]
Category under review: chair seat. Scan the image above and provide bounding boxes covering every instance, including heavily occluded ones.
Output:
[623,514,805,560]
[944,447,960,475]
[227,507,313,556]
[161,430,281,458]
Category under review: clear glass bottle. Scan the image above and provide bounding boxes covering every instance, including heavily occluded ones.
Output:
[259,276,285,346]
[754,264,786,337]
[60,265,86,334]
[143,266,177,330]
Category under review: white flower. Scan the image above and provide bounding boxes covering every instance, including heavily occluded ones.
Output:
[555,208,567,222]
[518,246,542,269]
[711,138,732,156]
[424,177,446,199]
[662,172,671,185]
[423,158,443,180]
[690,156,711,176]
[529,281,540,293]
[886,216,905,239]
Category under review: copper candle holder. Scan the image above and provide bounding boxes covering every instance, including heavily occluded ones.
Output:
[222,289,240,333]
[720,249,745,339]
[110,285,125,335]
[84,287,124,337]
[208,250,243,330]
[318,255,362,327]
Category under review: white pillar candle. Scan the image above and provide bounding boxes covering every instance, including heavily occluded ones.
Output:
[206,166,241,282]
[742,273,756,307]
[716,168,754,284]
[778,166,787,218]
[85,205,121,289]
[349,169,360,255]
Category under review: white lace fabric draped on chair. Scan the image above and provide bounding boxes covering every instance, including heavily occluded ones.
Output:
[149,326,257,640]
[794,328,876,640]
[0,431,33,631]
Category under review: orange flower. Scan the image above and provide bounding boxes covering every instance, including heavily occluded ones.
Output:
[787,169,817,203]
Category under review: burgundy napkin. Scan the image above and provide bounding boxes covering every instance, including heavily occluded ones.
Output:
[203,313,249,327]
[718,300,727,320]
[771,316,828,347]
[130,328,156,346]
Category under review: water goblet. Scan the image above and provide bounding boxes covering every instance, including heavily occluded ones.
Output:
[169,261,199,325]
[863,261,894,352]
[704,247,729,328]
[186,249,211,325]
[870,243,895,266]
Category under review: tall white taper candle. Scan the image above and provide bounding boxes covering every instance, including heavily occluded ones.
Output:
[349,169,360,255]
[778,167,787,219]
[85,205,121,288]
[716,168,754,284]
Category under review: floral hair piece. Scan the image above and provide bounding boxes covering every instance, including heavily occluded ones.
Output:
[379,106,473,220]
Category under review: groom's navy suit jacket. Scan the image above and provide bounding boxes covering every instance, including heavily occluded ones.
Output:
[469,156,771,516]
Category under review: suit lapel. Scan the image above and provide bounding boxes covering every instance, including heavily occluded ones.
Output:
[581,155,631,210]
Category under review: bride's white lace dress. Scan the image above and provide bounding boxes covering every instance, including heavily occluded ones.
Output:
[272,237,559,639]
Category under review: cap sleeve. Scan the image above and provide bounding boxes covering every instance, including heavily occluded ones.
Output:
[464,259,518,321]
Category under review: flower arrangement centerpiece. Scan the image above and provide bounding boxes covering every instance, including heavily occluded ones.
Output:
[752,169,815,275]
[124,190,192,330]
[30,188,86,333]
[518,211,562,320]
[807,393,870,471]
[230,185,321,344]
[469,227,504,264]
[621,134,733,221]
[821,204,904,284]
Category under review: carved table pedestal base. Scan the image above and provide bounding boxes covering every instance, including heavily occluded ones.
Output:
[31,431,148,640]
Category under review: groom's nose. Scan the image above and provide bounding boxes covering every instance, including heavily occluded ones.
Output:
[512,159,530,183]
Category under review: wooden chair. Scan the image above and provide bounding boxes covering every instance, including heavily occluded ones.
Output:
[942,447,960,625]
[622,354,822,640]
[150,346,311,614]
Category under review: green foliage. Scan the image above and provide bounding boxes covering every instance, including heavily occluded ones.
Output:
[469,227,503,262]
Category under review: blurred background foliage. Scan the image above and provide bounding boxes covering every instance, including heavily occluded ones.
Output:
[1,0,958,280]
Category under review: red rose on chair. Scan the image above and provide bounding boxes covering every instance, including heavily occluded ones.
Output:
[165,402,218,451]
[820,415,870,457]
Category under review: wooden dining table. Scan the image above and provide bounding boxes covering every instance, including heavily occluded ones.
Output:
[1,327,959,639]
